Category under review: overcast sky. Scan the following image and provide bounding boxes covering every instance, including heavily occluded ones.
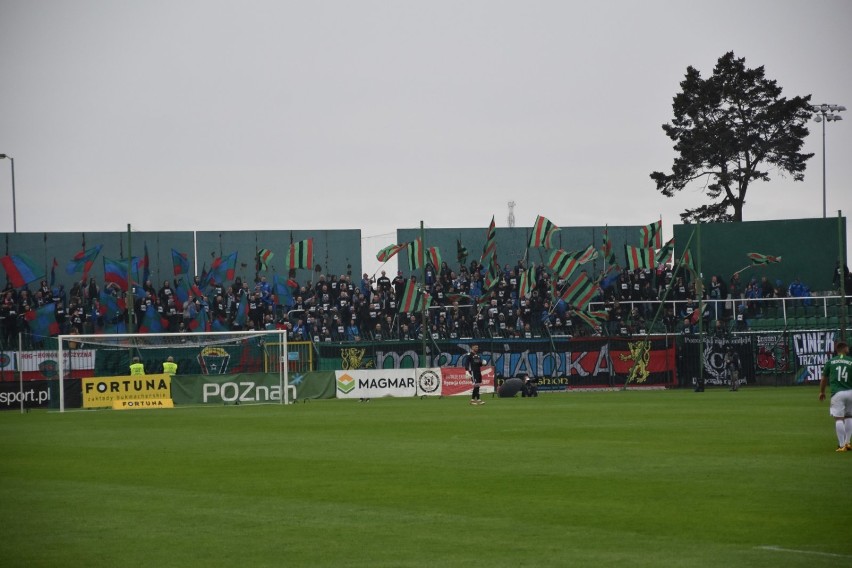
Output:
[1,0,850,276]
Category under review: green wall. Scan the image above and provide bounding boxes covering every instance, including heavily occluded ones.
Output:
[673,217,846,292]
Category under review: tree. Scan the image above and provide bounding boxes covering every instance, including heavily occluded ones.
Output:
[651,52,813,223]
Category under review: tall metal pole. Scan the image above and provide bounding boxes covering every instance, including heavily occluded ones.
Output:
[822,118,827,218]
[0,154,15,232]
[696,223,704,388]
[839,210,847,343]
[420,220,427,368]
[127,224,135,333]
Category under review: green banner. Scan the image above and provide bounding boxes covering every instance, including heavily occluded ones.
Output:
[170,372,336,405]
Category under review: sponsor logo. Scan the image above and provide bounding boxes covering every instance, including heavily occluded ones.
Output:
[113,399,174,409]
[0,388,50,405]
[337,373,356,394]
[0,353,12,369]
[198,347,230,375]
[202,382,282,403]
[38,359,58,379]
[417,370,440,393]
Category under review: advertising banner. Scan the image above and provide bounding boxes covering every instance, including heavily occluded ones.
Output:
[82,373,172,408]
[439,366,495,396]
[415,368,442,397]
[0,380,51,410]
[754,333,792,374]
[791,331,836,383]
[319,337,676,388]
[681,335,754,387]
[335,369,418,399]
[170,372,336,404]
[11,350,96,381]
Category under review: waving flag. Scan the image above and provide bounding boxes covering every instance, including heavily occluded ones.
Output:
[65,244,103,281]
[1,254,45,288]
[528,215,559,248]
[548,249,581,280]
[624,245,653,270]
[376,243,406,263]
[233,293,249,326]
[518,265,535,298]
[25,303,60,338]
[174,276,190,308]
[49,258,58,287]
[456,239,468,265]
[573,244,598,264]
[747,252,782,265]
[641,220,663,249]
[560,273,597,310]
[189,302,209,332]
[679,249,697,278]
[427,247,442,270]
[138,307,167,334]
[256,248,274,272]
[483,259,501,291]
[209,251,238,284]
[656,237,676,266]
[171,249,190,276]
[398,281,431,313]
[272,273,295,308]
[103,257,130,290]
[480,216,497,265]
[602,226,616,266]
[574,309,608,332]
[407,238,424,270]
[286,240,313,270]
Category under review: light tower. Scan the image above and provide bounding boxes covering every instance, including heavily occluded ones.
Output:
[812,103,845,218]
[507,201,516,228]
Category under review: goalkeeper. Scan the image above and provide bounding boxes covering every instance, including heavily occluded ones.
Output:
[466,344,484,406]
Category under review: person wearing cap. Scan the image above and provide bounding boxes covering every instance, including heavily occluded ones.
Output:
[466,344,485,405]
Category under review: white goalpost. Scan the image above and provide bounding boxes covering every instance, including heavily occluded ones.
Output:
[56,329,290,412]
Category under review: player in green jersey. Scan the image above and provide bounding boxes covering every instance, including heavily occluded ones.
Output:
[819,341,852,452]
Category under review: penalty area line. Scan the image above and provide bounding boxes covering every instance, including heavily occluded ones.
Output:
[757,545,852,559]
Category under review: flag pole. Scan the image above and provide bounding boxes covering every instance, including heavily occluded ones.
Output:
[420,220,427,368]
[697,223,705,390]
[732,264,753,277]
[839,210,847,343]
[126,224,135,333]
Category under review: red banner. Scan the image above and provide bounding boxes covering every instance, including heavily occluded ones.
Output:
[440,366,495,396]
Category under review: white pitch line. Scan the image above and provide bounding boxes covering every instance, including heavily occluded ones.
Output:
[757,545,852,559]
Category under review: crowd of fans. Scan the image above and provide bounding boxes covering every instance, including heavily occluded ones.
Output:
[1,257,849,349]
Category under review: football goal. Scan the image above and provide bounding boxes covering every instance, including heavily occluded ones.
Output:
[56,329,290,412]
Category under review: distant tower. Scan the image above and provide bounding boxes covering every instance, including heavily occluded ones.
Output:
[507,201,516,228]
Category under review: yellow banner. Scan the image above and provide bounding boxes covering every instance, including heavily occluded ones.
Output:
[83,374,172,409]
[112,399,174,410]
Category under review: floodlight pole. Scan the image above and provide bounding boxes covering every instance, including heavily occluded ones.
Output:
[812,104,846,218]
[839,210,847,343]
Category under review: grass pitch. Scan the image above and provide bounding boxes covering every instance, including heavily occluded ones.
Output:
[1,387,850,567]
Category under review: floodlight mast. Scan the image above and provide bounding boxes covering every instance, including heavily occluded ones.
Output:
[812,103,846,218]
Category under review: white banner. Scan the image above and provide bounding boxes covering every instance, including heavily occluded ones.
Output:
[18,350,96,372]
[335,368,420,399]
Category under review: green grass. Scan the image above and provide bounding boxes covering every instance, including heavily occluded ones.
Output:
[1,388,850,567]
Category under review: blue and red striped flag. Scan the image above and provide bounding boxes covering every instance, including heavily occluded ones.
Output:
[103,257,130,290]
[65,244,103,282]
[208,252,238,285]
[1,254,45,288]
[25,303,60,338]
[171,249,190,276]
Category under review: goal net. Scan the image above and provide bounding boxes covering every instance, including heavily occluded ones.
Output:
[56,329,289,412]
